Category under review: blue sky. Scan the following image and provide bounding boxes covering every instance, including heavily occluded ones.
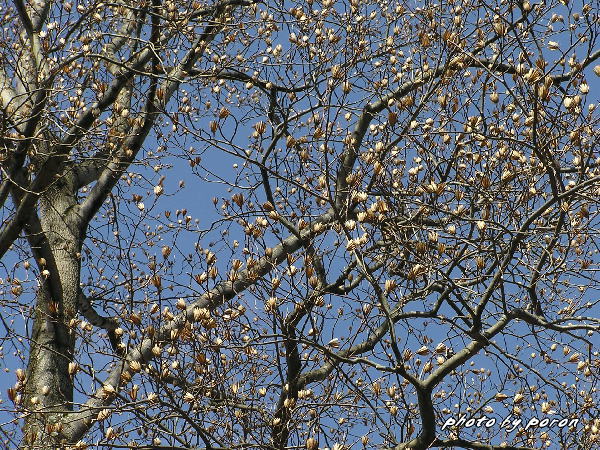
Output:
[0,0,599,448]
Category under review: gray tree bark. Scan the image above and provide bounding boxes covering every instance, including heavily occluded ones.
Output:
[22,185,82,447]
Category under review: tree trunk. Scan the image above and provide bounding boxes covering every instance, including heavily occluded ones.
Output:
[22,187,82,448]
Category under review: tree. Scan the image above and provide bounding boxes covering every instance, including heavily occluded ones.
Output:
[0,0,599,448]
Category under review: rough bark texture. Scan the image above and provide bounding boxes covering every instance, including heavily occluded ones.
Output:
[22,186,81,447]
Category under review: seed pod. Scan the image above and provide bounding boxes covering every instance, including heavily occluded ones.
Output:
[306,438,318,450]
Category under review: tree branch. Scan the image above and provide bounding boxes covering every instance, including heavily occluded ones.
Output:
[432,438,535,450]
[58,210,334,442]
[79,5,227,226]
